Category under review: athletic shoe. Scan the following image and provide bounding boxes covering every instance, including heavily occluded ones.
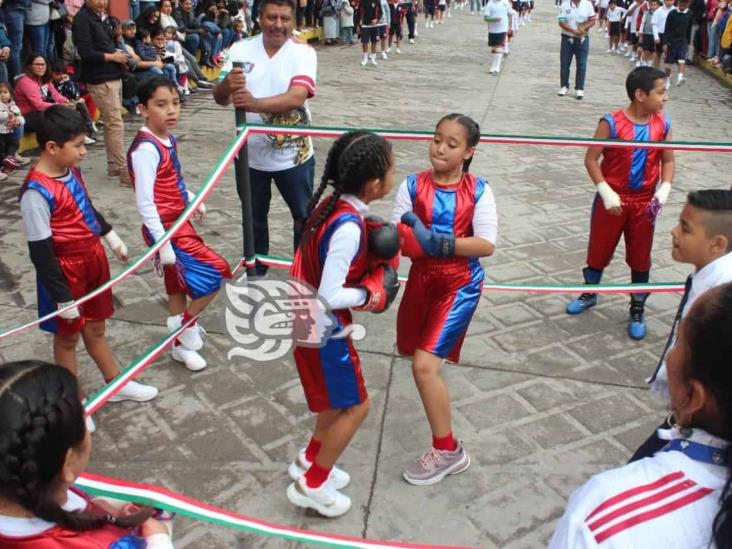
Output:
[489,69,497,75]
[414,28,418,36]
[606,48,614,53]
[108,380,159,402]
[3,156,19,171]
[409,38,415,43]
[403,442,470,486]
[665,78,671,90]
[84,136,96,145]
[370,57,378,65]
[381,51,388,60]
[628,301,646,340]
[287,477,351,518]
[566,293,597,314]
[396,47,401,53]
[14,153,31,166]
[288,449,350,489]
[360,58,368,66]
[171,345,208,371]
[167,314,204,351]
[386,46,392,53]
[0,171,8,181]
[557,86,569,96]
[575,89,584,100]
[85,414,96,434]
[677,74,686,86]
[196,80,215,90]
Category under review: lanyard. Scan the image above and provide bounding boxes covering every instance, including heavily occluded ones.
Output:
[662,438,729,466]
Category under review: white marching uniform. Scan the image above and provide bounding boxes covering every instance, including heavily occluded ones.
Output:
[550,428,729,549]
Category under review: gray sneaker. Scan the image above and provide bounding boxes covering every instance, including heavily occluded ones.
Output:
[402,442,470,486]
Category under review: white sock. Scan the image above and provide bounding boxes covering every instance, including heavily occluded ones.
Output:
[493,52,503,72]
[362,53,368,62]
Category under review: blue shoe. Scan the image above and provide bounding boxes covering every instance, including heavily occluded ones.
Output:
[566,293,597,315]
[628,301,647,340]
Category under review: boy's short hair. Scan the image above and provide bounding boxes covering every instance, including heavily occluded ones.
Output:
[137,75,178,106]
[37,105,87,148]
[625,66,666,101]
[688,190,732,250]
[137,28,150,40]
[151,26,165,38]
[50,58,67,74]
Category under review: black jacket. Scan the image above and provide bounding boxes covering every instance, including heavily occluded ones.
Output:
[71,5,124,84]
[664,8,693,47]
[174,9,200,35]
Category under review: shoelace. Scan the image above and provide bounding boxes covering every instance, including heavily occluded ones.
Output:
[418,448,444,470]
[630,302,644,323]
[578,292,595,302]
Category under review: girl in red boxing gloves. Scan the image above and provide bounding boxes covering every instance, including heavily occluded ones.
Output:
[391,113,497,486]
[287,131,398,518]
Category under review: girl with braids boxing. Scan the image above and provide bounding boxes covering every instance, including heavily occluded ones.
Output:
[286,131,399,518]
[0,360,174,547]
[551,283,732,548]
[392,113,497,486]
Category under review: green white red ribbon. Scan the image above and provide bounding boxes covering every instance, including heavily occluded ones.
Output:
[75,472,476,549]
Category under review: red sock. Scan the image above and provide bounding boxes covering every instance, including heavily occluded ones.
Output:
[182,310,196,326]
[304,437,322,463]
[304,461,331,489]
[433,432,457,452]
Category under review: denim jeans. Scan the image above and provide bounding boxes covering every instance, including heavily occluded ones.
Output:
[708,22,720,59]
[183,32,200,55]
[404,3,416,38]
[248,155,315,275]
[2,7,25,80]
[340,26,353,43]
[221,27,235,49]
[26,23,51,59]
[560,34,589,90]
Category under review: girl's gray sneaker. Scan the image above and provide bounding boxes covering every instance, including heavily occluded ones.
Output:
[403,442,470,486]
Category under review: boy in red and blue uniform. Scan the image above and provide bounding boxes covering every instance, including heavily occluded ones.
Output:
[567,67,675,340]
[19,106,158,420]
[129,77,231,372]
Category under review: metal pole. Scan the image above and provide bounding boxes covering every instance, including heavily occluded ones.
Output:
[232,61,257,278]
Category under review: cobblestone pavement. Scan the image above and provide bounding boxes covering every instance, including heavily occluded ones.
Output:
[2,3,732,547]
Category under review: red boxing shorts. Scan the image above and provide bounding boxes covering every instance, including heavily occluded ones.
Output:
[143,221,232,299]
[586,190,655,273]
[38,239,113,336]
[397,258,484,363]
[294,323,368,412]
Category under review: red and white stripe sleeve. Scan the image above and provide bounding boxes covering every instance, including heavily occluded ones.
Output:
[289,44,317,97]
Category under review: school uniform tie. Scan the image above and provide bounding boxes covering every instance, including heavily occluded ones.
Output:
[648,275,692,382]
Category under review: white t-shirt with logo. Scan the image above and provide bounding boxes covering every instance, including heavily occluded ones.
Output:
[606,5,626,22]
[483,0,510,33]
[558,0,597,36]
[221,34,317,172]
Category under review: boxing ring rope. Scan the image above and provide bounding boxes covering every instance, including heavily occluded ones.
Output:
[2,122,727,547]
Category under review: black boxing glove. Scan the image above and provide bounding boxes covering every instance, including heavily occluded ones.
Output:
[365,215,400,260]
[353,263,400,313]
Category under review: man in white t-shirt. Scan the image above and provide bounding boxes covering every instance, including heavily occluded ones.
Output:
[557,0,596,98]
[483,0,511,74]
[214,0,317,276]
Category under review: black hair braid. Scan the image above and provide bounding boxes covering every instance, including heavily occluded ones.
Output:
[437,113,481,172]
[0,361,152,532]
[335,133,392,195]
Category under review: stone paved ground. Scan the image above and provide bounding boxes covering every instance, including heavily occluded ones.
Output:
[2,3,732,547]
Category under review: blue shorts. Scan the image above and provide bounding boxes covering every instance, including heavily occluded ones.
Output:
[665,43,687,64]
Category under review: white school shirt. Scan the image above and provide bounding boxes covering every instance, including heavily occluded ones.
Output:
[598,0,609,9]
[606,6,626,22]
[483,0,511,33]
[650,251,732,396]
[558,0,597,36]
[550,428,728,549]
[652,3,673,38]
[389,176,498,245]
[318,194,368,310]
[221,34,317,172]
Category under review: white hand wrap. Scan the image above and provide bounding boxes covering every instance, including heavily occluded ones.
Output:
[654,181,672,205]
[103,230,128,258]
[596,181,621,210]
[58,301,80,319]
[158,241,177,265]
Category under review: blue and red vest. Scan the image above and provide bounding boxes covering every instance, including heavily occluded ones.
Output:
[19,168,101,255]
[127,131,188,227]
[290,198,368,323]
[406,169,487,271]
[601,109,670,196]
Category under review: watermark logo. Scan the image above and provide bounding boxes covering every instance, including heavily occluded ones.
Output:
[224,277,366,362]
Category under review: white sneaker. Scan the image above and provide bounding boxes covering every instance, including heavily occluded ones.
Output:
[557,86,569,96]
[360,57,368,66]
[575,89,584,100]
[425,21,429,28]
[414,28,418,36]
[171,345,207,371]
[85,414,96,434]
[286,477,351,518]
[167,314,204,351]
[91,122,99,133]
[380,51,388,60]
[84,136,96,145]
[396,47,401,53]
[386,46,392,53]
[288,449,351,489]
[370,57,378,65]
[677,74,685,86]
[606,48,614,53]
[109,380,158,402]
[409,38,415,43]
[664,78,671,90]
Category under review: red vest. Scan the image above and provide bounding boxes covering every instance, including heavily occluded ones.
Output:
[127,131,188,227]
[19,168,101,255]
[600,110,670,196]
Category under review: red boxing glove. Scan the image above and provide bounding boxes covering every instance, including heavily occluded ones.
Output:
[354,264,400,313]
[397,222,426,259]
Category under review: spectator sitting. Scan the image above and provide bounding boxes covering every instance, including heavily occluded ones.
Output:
[231,17,247,41]
[198,3,226,65]
[0,81,26,180]
[135,5,162,34]
[13,53,95,144]
[174,0,206,63]
[232,0,253,34]
[49,58,98,140]
[159,1,213,90]
[133,27,177,85]
[151,26,186,98]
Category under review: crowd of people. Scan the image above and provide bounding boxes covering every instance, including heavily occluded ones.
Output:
[0,0,731,547]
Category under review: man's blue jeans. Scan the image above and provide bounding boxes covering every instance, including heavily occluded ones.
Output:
[2,7,25,80]
[26,23,51,59]
[183,32,200,55]
[248,155,315,275]
[560,34,590,90]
